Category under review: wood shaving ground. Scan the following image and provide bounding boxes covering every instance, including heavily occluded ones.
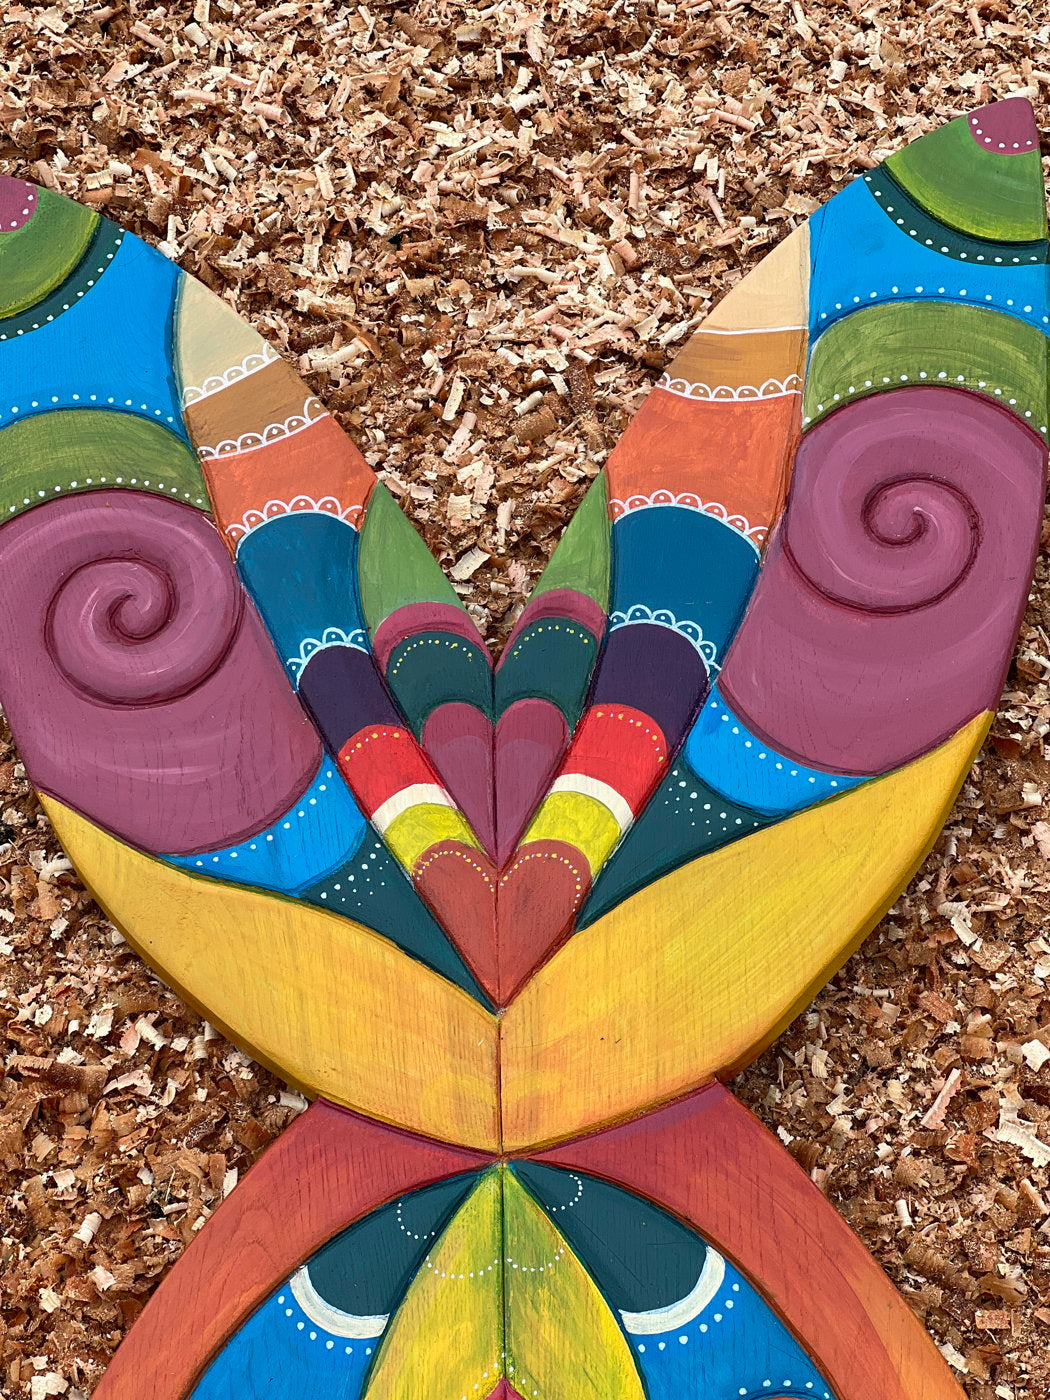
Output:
[2,1,1050,1395]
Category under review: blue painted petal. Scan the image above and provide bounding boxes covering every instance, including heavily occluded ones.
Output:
[236,512,368,685]
[166,760,366,895]
[610,506,759,665]
[190,1287,374,1400]
[628,1252,835,1400]
[0,236,185,436]
[684,687,865,816]
[809,176,1048,340]
[190,1174,480,1400]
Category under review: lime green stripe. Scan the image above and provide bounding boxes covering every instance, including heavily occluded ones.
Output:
[530,470,610,608]
[805,301,1048,434]
[885,117,1045,243]
[0,410,210,520]
[0,189,98,318]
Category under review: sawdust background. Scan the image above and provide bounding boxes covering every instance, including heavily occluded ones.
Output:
[1,1,1050,1396]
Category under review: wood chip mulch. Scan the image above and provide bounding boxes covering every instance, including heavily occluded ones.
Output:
[1,2,1049,1396]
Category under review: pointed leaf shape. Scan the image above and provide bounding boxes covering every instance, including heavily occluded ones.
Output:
[501,1168,645,1400]
[41,795,499,1150]
[501,715,987,1149]
[363,1169,505,1399]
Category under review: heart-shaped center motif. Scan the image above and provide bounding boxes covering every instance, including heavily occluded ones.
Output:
[367,587,607,1005]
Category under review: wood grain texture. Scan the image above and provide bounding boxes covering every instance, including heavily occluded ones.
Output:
[94,1101,491,1400]
[702,221,809,332]
[2,104,1045,1399]
[500,1167,646,1400]
[362,1169,504,1400]
[500,713,989,1151]
[41,795,500,1151]
[537,1083,963,1400]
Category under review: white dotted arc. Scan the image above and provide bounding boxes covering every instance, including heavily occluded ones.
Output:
[0,233,124,340]
[969,114,1036,151]
[863,174,1040,262]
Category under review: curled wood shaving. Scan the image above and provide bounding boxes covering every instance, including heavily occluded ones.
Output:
[2,1,1050,1396]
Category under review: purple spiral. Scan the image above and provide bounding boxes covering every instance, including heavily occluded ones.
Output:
[721,387,1047,774]
[45,500,243,705]
[0,490,319,854]
[786,470,978,615]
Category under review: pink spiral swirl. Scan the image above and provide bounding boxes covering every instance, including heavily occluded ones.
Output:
[785,470,978,614]
[45,501,242,705]
[721,387,1047,773]
[0,490,319,853]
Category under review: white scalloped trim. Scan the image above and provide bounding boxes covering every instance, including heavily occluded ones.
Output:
[287,627,369,679]
[196,397,327,458]
[656,372,802,400]
[227,495,364,543]
[608,491,766,546]
[609,604,721,665]
[181,345,280,406]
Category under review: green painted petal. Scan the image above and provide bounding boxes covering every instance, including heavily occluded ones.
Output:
[503,1168,646,1400]
[530,471,610,608]
[0,189,98,318]
[886,116,1045,243]
[386,632,494,730]
[804,302,1048,435]
[0,220,125,342]
[358,482,467,633]
[0,410,211,520]
[495,620,600,728]
[865,166,1046,267]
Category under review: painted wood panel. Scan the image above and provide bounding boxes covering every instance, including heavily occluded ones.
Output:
[0,96,1045,1400]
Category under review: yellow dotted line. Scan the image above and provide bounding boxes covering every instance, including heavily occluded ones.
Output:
[415,845,494,887]
[504,849,585,898]
[592,708,667,761]
[390,635,479,678]
[509,622,592,660]
[343,727,405,753]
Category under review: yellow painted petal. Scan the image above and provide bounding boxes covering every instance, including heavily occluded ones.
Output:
[364,1169,504,1400]
[384,802,477,869]
[42,796,499,1152]
[501,715,989,1151]
[523,792,621,875]
[364,1168,646,1400]
[504,1170,645,1400]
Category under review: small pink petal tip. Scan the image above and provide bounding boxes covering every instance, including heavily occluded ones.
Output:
[0,175,38,232]
[968,98,1039,155]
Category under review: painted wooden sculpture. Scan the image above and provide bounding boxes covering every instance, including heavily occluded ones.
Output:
[0,97,1045,1400]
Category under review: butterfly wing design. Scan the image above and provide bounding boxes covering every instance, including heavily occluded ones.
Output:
[500,96,1049,1149]
[0,99,1044,1400]
[0,177,502,1148]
